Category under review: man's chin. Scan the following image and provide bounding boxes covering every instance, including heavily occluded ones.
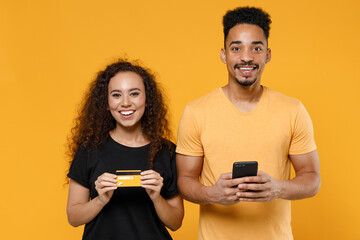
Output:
[235,78,257,87]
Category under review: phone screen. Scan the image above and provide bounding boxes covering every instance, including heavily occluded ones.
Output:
[232,161,258,179]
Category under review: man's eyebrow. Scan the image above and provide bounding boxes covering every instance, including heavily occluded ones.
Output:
[252,41,265,45]
[229,41,242,46]
[228,40,265,47]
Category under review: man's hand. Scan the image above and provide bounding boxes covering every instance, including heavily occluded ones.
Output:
[207,172,243,205]
[177,154,246,205]
[235,171,281,202]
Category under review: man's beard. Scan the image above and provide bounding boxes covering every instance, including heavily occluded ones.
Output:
[233,63,259,87]
[235,77,257,87]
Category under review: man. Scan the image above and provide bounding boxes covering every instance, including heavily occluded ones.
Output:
[176,6,321,240]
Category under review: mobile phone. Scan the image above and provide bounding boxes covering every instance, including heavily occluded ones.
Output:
[232,161,258,179]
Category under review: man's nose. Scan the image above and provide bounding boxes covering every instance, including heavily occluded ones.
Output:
[240,49,254,62]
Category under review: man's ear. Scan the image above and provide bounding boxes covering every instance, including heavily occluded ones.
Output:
[220,48,227,64]
[266,48,271,63]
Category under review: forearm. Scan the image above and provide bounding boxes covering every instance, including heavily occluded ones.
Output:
[278,172,321,200]
[176,155,240,205]
[151,196,184,231]
[67,197,105,227]
[279,150,321,200]
[178,176,214,204]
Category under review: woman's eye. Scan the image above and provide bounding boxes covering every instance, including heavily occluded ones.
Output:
[130,92,140,96]
[112,93,121,97]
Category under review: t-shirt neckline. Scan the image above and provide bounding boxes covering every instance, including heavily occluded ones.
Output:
[218,86,268,116]
[108,134,151,150]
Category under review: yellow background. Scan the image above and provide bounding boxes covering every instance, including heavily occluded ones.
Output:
[1,0,359,239]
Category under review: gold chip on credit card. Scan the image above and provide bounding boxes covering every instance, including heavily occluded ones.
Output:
[116,170,141,187]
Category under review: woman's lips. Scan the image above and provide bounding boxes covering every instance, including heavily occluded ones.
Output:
[119,110,135,116]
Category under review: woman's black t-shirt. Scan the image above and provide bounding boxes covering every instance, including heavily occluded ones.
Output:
[67,136,178,240]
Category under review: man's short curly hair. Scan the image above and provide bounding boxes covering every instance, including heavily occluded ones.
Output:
[223,6,272,47]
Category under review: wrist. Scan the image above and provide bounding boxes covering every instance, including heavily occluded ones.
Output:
[274,179,285,199]
[151,194,165,207]
[202,185,216,204]
[93,196,107,208]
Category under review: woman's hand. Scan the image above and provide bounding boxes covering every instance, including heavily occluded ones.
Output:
[140,170,163,200]
[94,172,117,205]
[140,170,184,230]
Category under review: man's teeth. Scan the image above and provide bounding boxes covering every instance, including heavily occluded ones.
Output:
[239,67,254,70]
[120,111,135,116]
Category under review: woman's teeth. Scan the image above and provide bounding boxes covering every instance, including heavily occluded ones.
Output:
[120,110,135,116]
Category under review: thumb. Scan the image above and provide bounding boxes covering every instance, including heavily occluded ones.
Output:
[220,172,233,180]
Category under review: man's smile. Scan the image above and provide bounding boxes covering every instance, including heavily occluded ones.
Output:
[234,63,259,71]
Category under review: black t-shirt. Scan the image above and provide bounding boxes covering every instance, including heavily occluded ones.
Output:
[67,136,178,240]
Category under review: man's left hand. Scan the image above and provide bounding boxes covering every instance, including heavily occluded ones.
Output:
[235,171,281,202]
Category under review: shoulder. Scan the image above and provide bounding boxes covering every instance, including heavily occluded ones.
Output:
[181,88,222,122]
[159,139,176,154]
[266,87,300,104]
[73,143,90,159]
[264,87,312,128]
[265,87,303,110]
[153,140,176,172]
[152,140,176,166]
[73,137,114,164]
[186,88,222,110]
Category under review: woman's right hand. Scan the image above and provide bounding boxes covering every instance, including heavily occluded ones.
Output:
[94,173,117,205]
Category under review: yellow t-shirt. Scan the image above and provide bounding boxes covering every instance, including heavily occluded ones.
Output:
[176,86,316,240]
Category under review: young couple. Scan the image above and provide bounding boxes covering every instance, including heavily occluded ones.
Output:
[66,6,320,240]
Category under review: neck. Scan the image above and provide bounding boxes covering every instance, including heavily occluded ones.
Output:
[110,124,149,147]
[223,81,263,104]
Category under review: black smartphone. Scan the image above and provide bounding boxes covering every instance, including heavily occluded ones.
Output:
[232,161,258,179]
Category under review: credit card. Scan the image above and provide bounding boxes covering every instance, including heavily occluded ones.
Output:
[116,170,141,187]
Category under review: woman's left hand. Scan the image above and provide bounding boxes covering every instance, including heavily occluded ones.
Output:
[140,170,163,200]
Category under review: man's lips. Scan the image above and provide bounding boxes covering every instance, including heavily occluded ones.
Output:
[234,64,259,71]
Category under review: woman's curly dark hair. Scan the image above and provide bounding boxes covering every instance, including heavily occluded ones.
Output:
[67,58,172,175]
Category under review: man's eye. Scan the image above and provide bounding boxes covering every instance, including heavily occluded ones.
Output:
[254,47,262,51]
[232,47,240,51]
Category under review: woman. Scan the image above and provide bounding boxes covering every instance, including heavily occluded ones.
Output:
[66,59,183,239]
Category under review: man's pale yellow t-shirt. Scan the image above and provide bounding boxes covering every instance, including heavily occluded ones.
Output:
[176,86,316,240]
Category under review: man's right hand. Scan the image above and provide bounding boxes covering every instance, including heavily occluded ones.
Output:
[206,172,242,205]
[177,154,243,205]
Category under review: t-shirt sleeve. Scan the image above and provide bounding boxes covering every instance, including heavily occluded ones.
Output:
[176,105,204,156]
[160,144,179,199]
[289,102,317,155]
[67,146,90,188]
